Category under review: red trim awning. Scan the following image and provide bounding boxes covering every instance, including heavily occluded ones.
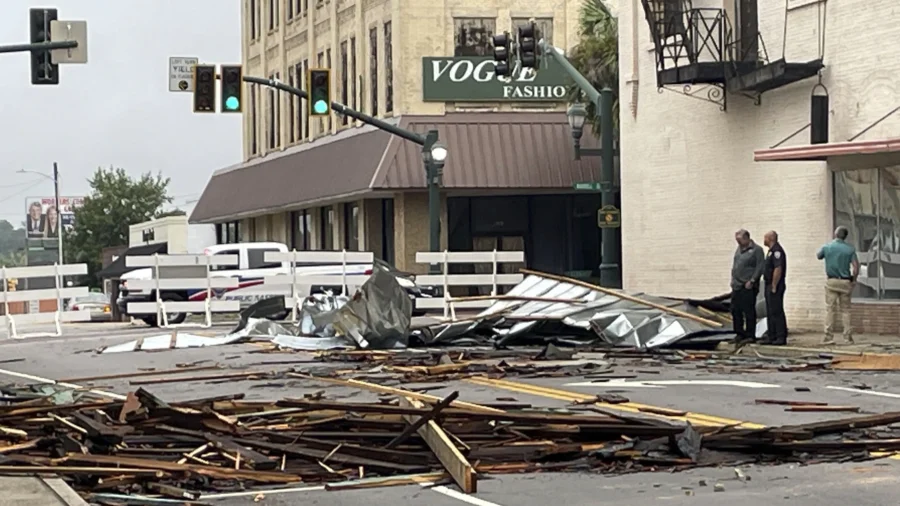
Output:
[754,138,900,170]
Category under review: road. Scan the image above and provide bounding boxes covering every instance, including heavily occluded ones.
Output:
[1,322,900,506]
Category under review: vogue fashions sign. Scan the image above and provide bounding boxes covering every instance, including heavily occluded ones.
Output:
[422,57,570,102]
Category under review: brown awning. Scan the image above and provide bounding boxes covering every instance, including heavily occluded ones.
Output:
[754,138,900,171]
[191,112,602,224]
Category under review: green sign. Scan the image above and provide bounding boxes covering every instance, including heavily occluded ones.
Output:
[597,205,620,229]
[422,56,571,102]
[573,181,602,191]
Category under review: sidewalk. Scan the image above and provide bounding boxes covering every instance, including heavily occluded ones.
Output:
[0,477,87,506]
[722,331,900,362]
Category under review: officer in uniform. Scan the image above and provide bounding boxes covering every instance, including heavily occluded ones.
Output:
[761,230,787,345]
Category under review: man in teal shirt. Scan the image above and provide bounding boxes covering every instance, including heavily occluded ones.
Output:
[816,226,860,344]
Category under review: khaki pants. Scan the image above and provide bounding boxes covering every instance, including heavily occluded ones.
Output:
[824,278,853,342]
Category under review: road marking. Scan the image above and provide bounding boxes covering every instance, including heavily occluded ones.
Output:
[826,386,900,399]
[426,484,506,506]
[466,377,766,429]
[564,379,782,389]
[0,368,127,401]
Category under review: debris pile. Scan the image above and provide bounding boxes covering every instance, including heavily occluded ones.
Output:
[2,381,900,501]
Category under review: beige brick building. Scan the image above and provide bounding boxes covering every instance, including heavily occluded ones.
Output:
[620,0,900,332]
[192,0,608,277]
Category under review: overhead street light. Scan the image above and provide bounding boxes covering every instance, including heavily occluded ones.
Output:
[429,142,448,165]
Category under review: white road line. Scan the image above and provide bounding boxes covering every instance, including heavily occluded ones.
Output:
[422,483,506,506]
[0,367,126,401]
[564,379,781,389]
[826,386,900,399]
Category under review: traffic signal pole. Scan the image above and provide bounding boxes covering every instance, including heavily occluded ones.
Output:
[537,40,620,288]
[0,40,76,54]
[241,75,444,258]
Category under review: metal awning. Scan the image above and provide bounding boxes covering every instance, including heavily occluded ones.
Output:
[754,138,900,171]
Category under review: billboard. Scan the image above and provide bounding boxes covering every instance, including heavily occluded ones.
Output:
[25,196,83,239]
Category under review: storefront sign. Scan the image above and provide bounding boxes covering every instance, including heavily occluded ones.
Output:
[422,57,571,102]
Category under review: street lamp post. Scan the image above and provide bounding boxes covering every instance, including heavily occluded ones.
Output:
[422,130,448,273]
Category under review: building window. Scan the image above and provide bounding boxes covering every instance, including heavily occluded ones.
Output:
[319,206,334,250]
[454,18,495,56]
[287,65,296,143]
[250,85,258,155]
[350,37,357,122]
[326,48,333,132]
[287,0,294,20]
[291,210,311,250]
[267,72,281,149]
[369,27,378,116]
[511,17,553,44]
[834,167,900,301]
[381,198,394,264]
[343,202,360,251]
[268,0,279,30]
[340,40,349,126]
[300,60,308,140]
[384,22,393,114]
[224,221,241,244]
[250,0,259,40]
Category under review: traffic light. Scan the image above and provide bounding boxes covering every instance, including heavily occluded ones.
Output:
[518,21,539,69]
[307,69,331,117]
[491,32,511,77]
[220,65,243,113]
[193,64,216,113]
[29,8,59,85]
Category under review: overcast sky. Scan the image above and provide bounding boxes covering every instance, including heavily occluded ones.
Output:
[0,0,241,224]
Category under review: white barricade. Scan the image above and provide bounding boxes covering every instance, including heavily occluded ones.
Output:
[263,250,374,322]
[125,254,240,328]
[0,263,90,339]
[415,250,525,319]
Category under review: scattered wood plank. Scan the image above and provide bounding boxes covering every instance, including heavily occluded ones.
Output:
[755,399,829,406]
[786,405,860,413]
[386,392,460,449]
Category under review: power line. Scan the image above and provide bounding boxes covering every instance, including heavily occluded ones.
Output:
[0,180,46,206]
[0,179,44,189]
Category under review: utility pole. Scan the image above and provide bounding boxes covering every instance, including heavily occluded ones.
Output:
[53,162,63,266]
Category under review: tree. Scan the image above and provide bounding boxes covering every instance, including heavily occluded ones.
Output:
[156,209,187,218]
[568,0,619,134]
[0,220,27,267]
[68,167,171,276]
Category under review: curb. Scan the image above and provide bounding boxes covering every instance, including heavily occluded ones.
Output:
[718,342,881,359]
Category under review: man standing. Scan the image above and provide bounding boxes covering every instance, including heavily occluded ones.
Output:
[761,231,787,345]
[26,202,45,238]
[731,229,765,344]
[817,226,859,344]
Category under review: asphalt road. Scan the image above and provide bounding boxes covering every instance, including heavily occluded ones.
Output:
[2,323,900,506]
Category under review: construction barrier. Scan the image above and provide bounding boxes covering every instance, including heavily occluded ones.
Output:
[263,250,373,322]
[125,253,240,328]
[415,250,525,319]
[0,263,90,339]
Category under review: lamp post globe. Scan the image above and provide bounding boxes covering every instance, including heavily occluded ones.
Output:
[430,143,448,166]
[567,102,588,132]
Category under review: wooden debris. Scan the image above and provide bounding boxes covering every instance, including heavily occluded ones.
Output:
[785,405,861,413]
[755,399,828,406]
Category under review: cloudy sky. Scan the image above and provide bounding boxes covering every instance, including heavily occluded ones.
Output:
[0,0,242,224]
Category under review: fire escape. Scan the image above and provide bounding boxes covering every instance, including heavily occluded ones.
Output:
[641,0,824,111]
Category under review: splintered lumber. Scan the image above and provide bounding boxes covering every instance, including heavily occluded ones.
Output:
[130,370,273,386]
[205,433,278,470]
[832,354,900,371]
[519,268,722,327]
[755,399,828,406]
[386,392,460,449]
[399,396,476,493]
[63,454,301,483]
[324,471,450,491]
[60,365,222,383]
[776,411,900,436]
[786,405,860,413]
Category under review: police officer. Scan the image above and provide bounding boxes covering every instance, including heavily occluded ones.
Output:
[761,230,787,345]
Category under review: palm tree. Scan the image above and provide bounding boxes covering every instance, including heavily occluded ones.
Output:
[568,0,619,135]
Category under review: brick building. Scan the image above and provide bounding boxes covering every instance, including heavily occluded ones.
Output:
[620,0,900,333]
[190,0,608,276]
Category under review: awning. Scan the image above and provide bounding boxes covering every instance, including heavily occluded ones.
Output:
[754,138,900,171]
[95,242,167,279]
[190,112,601,224]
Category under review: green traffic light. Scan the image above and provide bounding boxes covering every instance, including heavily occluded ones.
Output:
[225,96,240,110]
[313,100,328,114]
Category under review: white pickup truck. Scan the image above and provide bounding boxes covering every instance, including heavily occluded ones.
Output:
[117,242,430,326]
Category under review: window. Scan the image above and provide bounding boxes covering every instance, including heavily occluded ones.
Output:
[350,37,357,121]
[287,65,296,143]
[340,40,348,126]
[302,0,308,15]
[384,22,393,114]
[454,18,495,56]
[343,202,360,251]
[224,221,241,243]
[292,210,312,250]
[248,248,282,269]
[369,27,378,116]
[250,86,258,155]
[381,198,394,264]
[835,167,900,300]
[511,17,553,44]
[268,0,279,30]
[210,249,240,271]
[319,206,334,250]
[215,223,224,244]
[287,0,294,20]
[250,0,259,40]
[326,48,333,132]
[300,60,308,139]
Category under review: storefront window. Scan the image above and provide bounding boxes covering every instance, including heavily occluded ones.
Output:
[320,206,334,250]
[292,210,311,250]
[834,168,879,299]
[879,167,900,298]
[343,202,359,251]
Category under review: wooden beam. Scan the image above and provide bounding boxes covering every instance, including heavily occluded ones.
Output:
[399,396,476,493]
[386,392,459,449]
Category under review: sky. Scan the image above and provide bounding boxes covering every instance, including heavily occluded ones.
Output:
[0,1,242,224]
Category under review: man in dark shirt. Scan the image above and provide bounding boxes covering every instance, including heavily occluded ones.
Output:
[731,229,765,344]
[761,230,787,345]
